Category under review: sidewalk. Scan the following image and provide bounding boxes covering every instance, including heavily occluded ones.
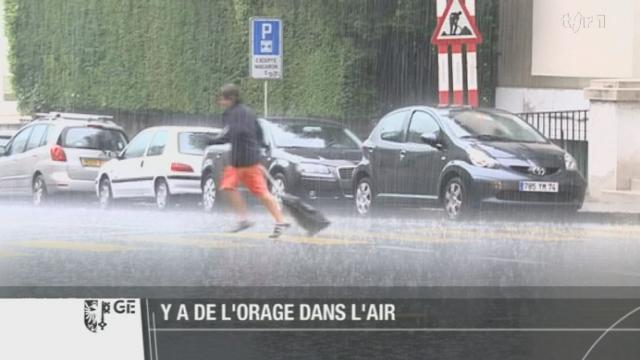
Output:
[580,200,640,222]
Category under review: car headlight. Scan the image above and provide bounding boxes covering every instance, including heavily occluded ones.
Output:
[467,147,499,168]
[564,152,577,171]
[297,163,333,176]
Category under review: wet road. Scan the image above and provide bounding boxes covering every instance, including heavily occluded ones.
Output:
[1,200,640,287]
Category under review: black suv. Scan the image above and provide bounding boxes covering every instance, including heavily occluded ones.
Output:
[352,106,587,219]
[201,117,362,211]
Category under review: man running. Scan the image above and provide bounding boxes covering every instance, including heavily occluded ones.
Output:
[209,84,290,238]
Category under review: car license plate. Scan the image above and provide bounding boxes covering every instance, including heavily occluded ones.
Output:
[81,158,105,168]
[519,181,559,193]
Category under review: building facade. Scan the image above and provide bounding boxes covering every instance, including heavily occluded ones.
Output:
[495,0,640,113]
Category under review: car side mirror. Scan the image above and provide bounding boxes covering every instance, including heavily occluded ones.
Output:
[420,131,443,150]
[421,131,443,149]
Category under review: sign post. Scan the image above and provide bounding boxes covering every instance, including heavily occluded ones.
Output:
[431,0,482,107]
[264,81,268,119]
[250,17,283,118]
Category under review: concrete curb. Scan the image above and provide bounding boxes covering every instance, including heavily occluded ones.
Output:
[578,210,640,223]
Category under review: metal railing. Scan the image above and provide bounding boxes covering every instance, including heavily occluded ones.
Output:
[518,110,588,142]
[519,110,589,176]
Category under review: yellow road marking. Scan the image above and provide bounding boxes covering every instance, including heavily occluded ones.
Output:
[223,232,368,246]
[569,228,640,240]
[0,250,29,258]
[324,227,484,242]
[277,235,368,246]
[328,229,583,243]
[433,227,585,241]
[19,223,607,254]
[445,226,640,242]
[128,227,585,248]
[17,240,133,253]
[125,235,255,249]
[124,232,365,247]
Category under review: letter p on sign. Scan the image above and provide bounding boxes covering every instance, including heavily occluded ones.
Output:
[261,23,272,39]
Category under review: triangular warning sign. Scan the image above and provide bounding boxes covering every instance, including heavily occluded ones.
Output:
[431,0,483,45]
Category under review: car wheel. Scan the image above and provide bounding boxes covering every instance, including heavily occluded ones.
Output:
[355,177,374,216]
[32,174,48,206]
[202,174,217,213]
[155,179,172,210]
[270,173,287,204]
[443,177,470,220]
[98,177,113,209]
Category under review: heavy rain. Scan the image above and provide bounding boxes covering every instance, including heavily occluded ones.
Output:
[1,0,640,359]
[1,199,640,287]
[0,0,637,288]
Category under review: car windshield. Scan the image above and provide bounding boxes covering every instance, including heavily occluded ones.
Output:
[447,111,548,143]
[270,122,361,149]
[61,127,128,152]
[179,132,219,155]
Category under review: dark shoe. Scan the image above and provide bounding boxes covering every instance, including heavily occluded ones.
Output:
[269,223,291,239]
[228,220,254,233]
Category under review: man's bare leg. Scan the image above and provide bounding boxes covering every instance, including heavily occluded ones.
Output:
[257,193,285,224]
[225,189,254,233]
[257,193,290,239]
[226,189,248,221]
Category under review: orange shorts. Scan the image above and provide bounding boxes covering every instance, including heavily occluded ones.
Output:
[220,164,269,196]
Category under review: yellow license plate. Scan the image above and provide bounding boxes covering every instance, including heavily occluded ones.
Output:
[81,158,105,168]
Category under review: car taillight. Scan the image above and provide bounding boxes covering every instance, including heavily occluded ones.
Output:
[171,162,193,172]
[50,145,67,162]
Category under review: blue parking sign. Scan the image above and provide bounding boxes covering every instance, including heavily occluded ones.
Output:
[250,18,282,79]
[253,20,281,56]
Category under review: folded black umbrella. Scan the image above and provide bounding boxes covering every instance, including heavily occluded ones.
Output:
[261,167,331,236]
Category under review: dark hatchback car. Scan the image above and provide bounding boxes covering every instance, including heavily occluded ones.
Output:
[201,117,362,211]
[352,106,587,219]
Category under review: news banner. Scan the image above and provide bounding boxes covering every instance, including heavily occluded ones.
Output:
[2,288,640,359]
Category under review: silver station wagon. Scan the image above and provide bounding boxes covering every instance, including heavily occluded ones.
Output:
[0,112,128,205]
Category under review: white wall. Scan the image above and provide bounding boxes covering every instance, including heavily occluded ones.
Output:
[495,87,590,113]
[496,1,640,113]
[531,0,638,78]
[586,80,640,194]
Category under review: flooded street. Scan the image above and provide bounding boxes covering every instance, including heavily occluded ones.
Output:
[2,201,639,287]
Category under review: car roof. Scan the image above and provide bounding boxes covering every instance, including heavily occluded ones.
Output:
[30,112,123,129]
[139,126,221,133]
[263,117,344,127]
[390,105,514,118]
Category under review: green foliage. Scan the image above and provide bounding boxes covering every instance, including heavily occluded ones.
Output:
[5,0,498,121]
